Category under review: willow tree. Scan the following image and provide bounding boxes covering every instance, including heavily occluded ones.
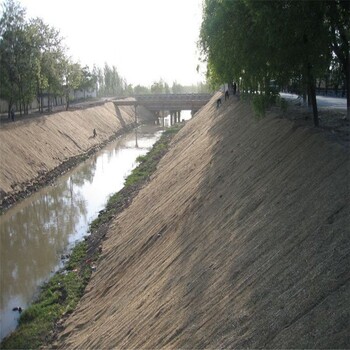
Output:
[325,0,350,118]
[200,1,283,93]
[245,0,331,125]
[199,0,335,126]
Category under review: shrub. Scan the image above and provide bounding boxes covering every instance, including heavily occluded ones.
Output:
[252,94,270,118]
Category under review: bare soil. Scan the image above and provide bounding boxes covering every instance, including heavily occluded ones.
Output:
[52,94,349,349]
[0,101,137,211]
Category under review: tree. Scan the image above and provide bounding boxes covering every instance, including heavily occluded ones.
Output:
[197,81,210,93]
[164,82,170,94]
[134,85,150,95]
[324,0,350,118]
[245,0,330,125]
[111,65,120,95]
[172,81,183,93]
[125,83,134,96]
[40,26,66,111]
[0,0,27,115]
[93,65,104,97]
[0,0,129,114]
[0,1,69,115]
[102,63,124,97]
[199,0,338,126]
[28,17,66,112]
[79,65,96,99]
[62,59,82,110]
[151,79,167,94]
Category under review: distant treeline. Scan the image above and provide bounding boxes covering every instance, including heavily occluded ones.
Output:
[199,0,349,124]
[0,0,101,115]
[0,0,210,117]
[133,79,210,95]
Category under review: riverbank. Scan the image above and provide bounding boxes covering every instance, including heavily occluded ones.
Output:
[55,93,349,349]
[0,125,183,349]
[0,102,138,212]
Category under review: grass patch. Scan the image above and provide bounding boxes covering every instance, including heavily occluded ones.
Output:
[1,124,183,349]
[1,242,91,349]
[90,123,183,230]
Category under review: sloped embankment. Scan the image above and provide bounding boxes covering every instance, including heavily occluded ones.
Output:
[57,94,349,349]
[0,102,136,208]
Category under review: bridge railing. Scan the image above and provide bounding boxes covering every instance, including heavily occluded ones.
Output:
[112,93,214,111]
[134,93,213,101]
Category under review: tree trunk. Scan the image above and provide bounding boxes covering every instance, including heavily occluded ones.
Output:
[302,90,307,105]
[328,1,349,118]
[307,65,319,127]
[40,90,42,112]
[19,86,23,116]
[8,99,13,119]
[345,57,350,119]
[302,76,307,105]
[307,87,312,107]
[47,87,50,112]
[66,90,70,111]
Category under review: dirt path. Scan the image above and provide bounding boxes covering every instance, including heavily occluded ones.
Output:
[0,102,138,211]
[54,94,349,349]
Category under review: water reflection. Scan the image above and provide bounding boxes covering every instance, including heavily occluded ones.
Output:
[135,128,139,148]
[0,124,162,340]
[158,110,192,127]
[0,178,87,338]
[1,183,86,297]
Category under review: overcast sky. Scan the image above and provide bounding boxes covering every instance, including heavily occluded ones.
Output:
[16,0,205,87]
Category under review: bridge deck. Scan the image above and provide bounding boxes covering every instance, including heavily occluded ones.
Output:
[113,93,213,111]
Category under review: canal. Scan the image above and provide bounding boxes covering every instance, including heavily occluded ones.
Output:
[0,123,165,340]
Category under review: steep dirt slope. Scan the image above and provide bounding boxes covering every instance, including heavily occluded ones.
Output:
[57,95,349,349]
[0,102,136,200]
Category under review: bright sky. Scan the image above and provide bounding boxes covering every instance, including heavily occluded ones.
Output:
[17,0,206,87]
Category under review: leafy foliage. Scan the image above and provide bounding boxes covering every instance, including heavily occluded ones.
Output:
[0,0,129,114]
[199,0,350,124]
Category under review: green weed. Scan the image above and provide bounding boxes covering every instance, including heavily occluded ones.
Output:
[0,124,183,349]
[1,242,91,349]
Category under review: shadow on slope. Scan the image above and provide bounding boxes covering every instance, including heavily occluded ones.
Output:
[113,104,128,128]
[56,94,349,349]
[161,95,349,349]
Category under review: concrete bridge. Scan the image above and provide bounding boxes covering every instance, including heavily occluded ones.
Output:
[112,93,213,124]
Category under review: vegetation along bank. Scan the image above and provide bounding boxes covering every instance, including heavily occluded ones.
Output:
[55,94,349,349]
[0,124,183,349]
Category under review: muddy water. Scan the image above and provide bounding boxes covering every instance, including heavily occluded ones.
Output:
[0,124,163,340]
